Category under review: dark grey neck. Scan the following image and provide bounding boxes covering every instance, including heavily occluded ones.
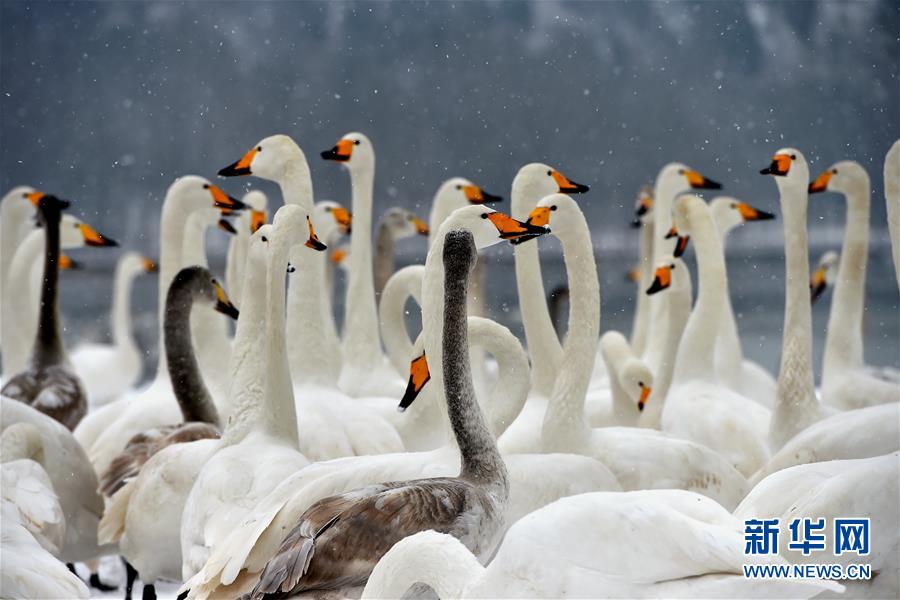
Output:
[373,219,396,300]
[441,230,508,492]
[31,202,65,367]
[164,268,220,426]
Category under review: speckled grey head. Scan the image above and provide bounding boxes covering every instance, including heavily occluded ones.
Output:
[442,229,477,279]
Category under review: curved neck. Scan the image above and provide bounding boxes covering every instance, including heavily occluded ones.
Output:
[469,317,530,438]
[111,262,140,351]
[600,334,639,426]
[823,179,869,377]
[221,244,269,445]
[771,178,821,448]
[379,265,424,377]
[373,218,396,300]
[342,164,381,373]
[512,181,563,396]
[629,219,654,356]
[1,197,33,294]
[441,243,507,488]
[31,205,65,367]
[225,218,249,308]
[673,203,726,384]
[710,220,743,387]
[156,196,192,377]
[3,230,44,373]
[542,219,599,448]
[264,217,301,446]
[361,533,480,600]
[182,213,211,268]
[164,281,219,426]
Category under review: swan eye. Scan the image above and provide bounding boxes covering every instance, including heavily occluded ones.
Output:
[550,205,558,211]
[354,140,361,146]
[203,184,210,189]
[730,203,737,209]
[325,206,332,212]
[639,381,644,387]
[670,263,675,269]
[257,146,262,152]
[790,154,796,160]
[832,168,838,174]
[456,185,462,190]
[678,169,685,175]
[546,171,552,177]
[480,213,488,219]
[261,236,268,242]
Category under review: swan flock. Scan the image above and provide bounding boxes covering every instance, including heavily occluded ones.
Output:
[0,133,898,600]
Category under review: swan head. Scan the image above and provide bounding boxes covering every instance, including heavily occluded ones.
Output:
[271,204,327,253]
[710,196,776,233]
[619,358,654,412]
[118,251,158,277]
[631,185,654,227]
[437,177,503,205]
[657,163,722,192]
[513,163,590,202]
[170,265,239,320]
[241,190,268,233]
[808,160,867,195]
[219,135,304,180]
[314,200,353,242]
[441,205,549,249]
[3,186,41,214]
[381,207,429,239]
[759,147,809,191]
[645,256,679,295]
[321,132,374,170]
[168,175,247,213]
[810,250,840,303]
[57,214,118,248]
[527,193,586,237]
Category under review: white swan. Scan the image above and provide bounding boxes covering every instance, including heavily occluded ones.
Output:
[373,206,428,299]
[662,194,771,477]
[736,453,898,599]
[760,149,835,450]
[583,330,650,428]
[180,206,310,581]
[75,176,246,476]
[182,206,618,599]
[379,264,425,379]
[501,194,748,508]
[363,491,841,599]
[0,186,39,353]
[710,196,778,407]
[70,252,156,406]
[808,160,900,408]
[321,133,402,397]
[225,189,267,306]
[511,164,589,397]
[885,139,900,286]
[3,213,117,377]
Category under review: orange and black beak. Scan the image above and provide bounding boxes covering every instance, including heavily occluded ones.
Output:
[810,266,828,304]
[489,211,550,245]
[206,184,247,211]
[58,254,81,270]
[760,154,792,177]
[551,170,590,194]
[321,139,354,162]
[632,193,653,227]
[646,265,673,295]
[685,170,722,190]
[25,190,46,206]
[412,216,430,235]
[143,257,158,273]
[330,206,352,234]
[304,216,327,252]
[212,280,239,320]
[218,218,237,235]
[250,209,267,233]
[664,226,689,257]
[464,185,503,204]
[737,202,775,222]
[218,147,258,177]
[398,352,431,412]
[79,223,118,247]
[808,171,832,194]
[638,383,652,412]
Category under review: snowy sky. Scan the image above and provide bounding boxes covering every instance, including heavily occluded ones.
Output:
[2,1,898,256]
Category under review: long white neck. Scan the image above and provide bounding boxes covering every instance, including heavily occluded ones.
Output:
[885,140,900,287]
[225,214,249,308]
[111,260,140,353]
[673,201,726,384]
[512,180,563,397]
[379,265,424,377]
[823,175,869,381]
[1,195,33,307]
[629,218,654,356]
[640,261,691,429]
[427,186,463,247]
[599,333,639,426]
[541,217,599,451]
[711,219,744,389]
[360,531,481,600]
[770,176,823,450]
[341,162,382,377]
[155,194,194,378]
[221,238,270,446]
[3,231,44,374]
[263,212,302,447]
